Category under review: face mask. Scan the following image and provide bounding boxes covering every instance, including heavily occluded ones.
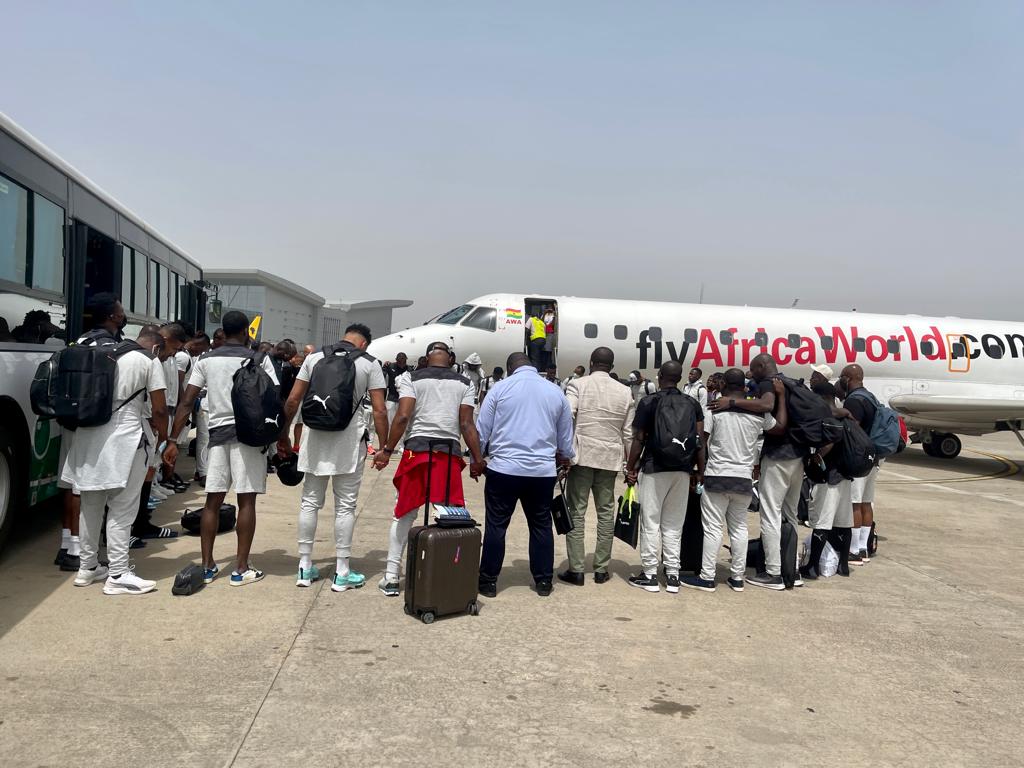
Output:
[118,316,128,331]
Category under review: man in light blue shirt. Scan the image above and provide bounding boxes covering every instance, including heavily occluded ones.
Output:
[476,352,575,597]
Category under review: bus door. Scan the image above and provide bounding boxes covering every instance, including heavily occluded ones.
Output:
[67,220,118,339]
[523,298,558,369]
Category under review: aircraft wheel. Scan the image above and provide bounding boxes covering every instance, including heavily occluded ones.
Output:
[922,441,938,457]
[932,433,962,459]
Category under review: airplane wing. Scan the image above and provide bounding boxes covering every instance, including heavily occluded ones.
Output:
[889,395,1024,434]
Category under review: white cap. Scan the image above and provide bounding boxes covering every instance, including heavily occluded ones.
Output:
[464,352,482,366]
[810,364,834,380]
[628,372,639,383]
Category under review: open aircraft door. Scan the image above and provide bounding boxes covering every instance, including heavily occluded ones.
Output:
[523,297,558,368]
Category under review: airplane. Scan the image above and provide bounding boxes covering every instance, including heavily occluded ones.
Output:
[367,293,1024,459]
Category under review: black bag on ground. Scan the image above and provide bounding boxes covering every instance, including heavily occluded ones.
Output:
[171,564,206,596]
[746,519,798,588]
[231,352,282,446]
[32,339,149,429]
[679,489,704,573]
[550,475,574,535]
[834,420,876,479]
[180,504,237,535]
[798,477,813,522]
[779,376,843,449]
[649,390,700,470]
[614,486,641,548]
[868,521,878,556]
[301,345,366,431]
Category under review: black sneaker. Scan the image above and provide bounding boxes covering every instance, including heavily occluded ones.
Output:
[746,573,785,590]
[59,553,81,572]
[858,549,871,563]
[536,581,553,597]
[54,547,68,566]
[681,575,716,592]
[665,574,680,593]
[727,577,744,592]
[478,581,497,598]
[628,572,660,593]
[848,552,865,566]
[799,565,819,581]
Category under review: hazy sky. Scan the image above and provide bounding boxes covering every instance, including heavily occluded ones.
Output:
[5,2,1022,329]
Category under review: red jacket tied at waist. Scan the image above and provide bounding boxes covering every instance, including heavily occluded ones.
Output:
[392,449,466,519]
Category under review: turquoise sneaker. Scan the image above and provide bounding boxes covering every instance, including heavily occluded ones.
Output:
[296,564,321,588]
[331,570,366,593]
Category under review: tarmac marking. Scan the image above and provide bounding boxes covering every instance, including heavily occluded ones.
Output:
[880,464,1024,507]
[878,449,1019,486]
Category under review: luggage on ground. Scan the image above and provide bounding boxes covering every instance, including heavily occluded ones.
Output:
[171,564,206,596]
[868,521,878,556]
[181,504,237,535]
[746,519,798,587]
[231,352,282,446]
[300,344,366,431]
[404,441,481,624]
[614,485,641,548]
[679,488,704,573]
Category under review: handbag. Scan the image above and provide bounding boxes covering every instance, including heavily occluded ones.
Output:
[550,475,574,535]
[171,564,206,596]
[614,485,641,549]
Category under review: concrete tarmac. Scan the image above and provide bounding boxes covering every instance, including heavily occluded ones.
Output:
[1,434,1023,767]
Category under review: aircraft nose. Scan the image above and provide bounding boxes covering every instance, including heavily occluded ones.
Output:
[368,332,415,362]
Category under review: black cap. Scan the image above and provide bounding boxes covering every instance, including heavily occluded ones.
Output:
[272,452,304,487]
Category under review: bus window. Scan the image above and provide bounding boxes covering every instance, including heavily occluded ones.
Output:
[437,304,474,325]
[132,250,147,314]
[462,306,496,332]
[149,260,158,317]
[31,195,64,294]
[121,246,134,311]
[0,175,29,285]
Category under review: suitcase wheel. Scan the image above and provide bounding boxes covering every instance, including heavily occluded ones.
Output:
[403,604,412,616]
[468,601,480,616]
[421,611,436,625]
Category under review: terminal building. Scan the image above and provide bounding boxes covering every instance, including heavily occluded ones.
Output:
[203,268,411,347]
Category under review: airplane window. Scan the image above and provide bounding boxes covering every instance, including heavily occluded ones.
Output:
[614,325,627,340]
[951,342,966,359]
[887,339,900,354]
[684,328,697,344]
[853,337,866,352]
[787,334,801,349]
[986,340,1003,359]
[649,326,663,342]
[437,304,475,325]
[584,323,598,339]
[820,335,834,351]
[754,332,768,346]
[921,341,934,356]
[719,330,733,345]
[461,306,496,332]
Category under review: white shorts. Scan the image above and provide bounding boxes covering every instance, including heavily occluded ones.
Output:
[851,465,880,504]
[57,429,73,490]
[206,441,268,494]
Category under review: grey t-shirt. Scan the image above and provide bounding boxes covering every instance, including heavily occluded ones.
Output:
[186,343,279,446]
[398,366,476,453]
[703,409,776,494]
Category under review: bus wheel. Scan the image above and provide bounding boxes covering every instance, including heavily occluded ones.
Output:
[0,426,19,553]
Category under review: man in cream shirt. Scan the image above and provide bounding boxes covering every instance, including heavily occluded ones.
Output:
[559,347,635,586]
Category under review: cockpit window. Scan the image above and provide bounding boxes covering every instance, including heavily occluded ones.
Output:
[461,306,497,332]
[436,304,474,325]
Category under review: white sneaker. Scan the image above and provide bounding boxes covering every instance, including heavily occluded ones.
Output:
[103,570,156,595]
[150,484,171,500]
[74,565,108,586]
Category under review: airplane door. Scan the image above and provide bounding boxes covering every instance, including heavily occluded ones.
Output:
[524,298,557,369]
[946,334,971,374]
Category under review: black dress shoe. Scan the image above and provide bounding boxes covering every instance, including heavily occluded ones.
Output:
[536,581,553,596]
[557,570,584,586]
[594,571,611,584]
[478,582,497,598]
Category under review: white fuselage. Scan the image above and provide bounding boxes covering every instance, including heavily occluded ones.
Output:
[368,293,1024,436]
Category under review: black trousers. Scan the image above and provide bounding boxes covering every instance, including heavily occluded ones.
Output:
[480,469,557,585]
[528,338,546,369]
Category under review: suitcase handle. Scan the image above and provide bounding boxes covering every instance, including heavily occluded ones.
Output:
[423,439,455,526]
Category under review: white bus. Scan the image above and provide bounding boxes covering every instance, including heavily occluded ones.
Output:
[0,113,207,550]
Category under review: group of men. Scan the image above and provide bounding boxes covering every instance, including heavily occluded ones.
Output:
[59,295,881,600]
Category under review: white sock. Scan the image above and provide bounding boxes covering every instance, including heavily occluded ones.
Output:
[849,533,859,554]
[60,528,71,549]
[336,557,350,577]
[860,526,872,551]
[385,571,399,583]
[68,535,81,557]
[299,554,312,571]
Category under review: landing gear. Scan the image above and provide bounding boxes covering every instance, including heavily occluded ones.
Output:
[926,432,962,459]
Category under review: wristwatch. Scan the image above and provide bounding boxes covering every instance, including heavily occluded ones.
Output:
[382,447,394,454]
[729,398,736,408]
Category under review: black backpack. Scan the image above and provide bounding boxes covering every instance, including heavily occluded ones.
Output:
[746,519,798,588]
[231,352,282,447]
[648,390,700,471]
[779,376,843,449]
[31,338,149,429]
[834,420,876,479]
[301,345,367,431]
